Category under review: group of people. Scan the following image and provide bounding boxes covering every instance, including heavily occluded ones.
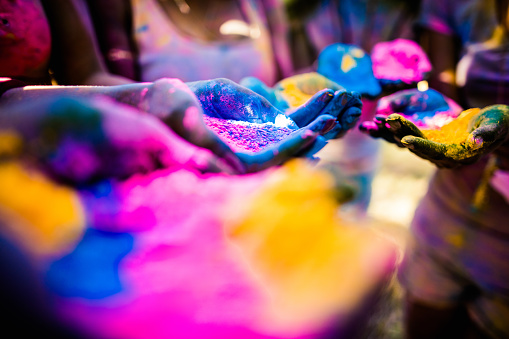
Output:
[1,0,509,338]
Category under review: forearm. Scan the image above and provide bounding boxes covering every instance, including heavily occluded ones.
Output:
[0,82,152,109]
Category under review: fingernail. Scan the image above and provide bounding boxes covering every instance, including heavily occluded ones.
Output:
[468,136,483,149]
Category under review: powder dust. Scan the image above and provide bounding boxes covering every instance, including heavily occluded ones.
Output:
[422,108,480,143]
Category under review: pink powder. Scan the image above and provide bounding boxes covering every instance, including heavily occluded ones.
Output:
[66,168,277,339]
[203,116,295,153]
[371,39,432,83]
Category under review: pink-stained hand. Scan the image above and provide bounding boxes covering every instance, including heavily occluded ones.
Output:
[0,95,240,183]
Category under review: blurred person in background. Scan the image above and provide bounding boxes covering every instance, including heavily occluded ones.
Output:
[276,0,423,215]
[398,0,509,338]
[84,0,293,85]
[2,0,357,176]
[359,0,509,337]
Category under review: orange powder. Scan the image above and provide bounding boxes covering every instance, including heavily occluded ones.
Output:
[422,108,480,143]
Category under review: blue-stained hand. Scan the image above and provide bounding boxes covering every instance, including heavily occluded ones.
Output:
[137,78,246,174]
[236,114,338,173]
[187,78,348,171]
[377,88,452,118]
[241,75,362,139]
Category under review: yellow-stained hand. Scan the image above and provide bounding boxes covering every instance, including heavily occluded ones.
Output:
[360,105,509,168]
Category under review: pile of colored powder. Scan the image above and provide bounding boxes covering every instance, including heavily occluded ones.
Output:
[203,115,295,153]
[422,108,480,143]
[371,39,432,83]
[277,82,313,108]
[275,73,339,109]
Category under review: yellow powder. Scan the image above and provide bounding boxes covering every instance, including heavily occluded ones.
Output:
[278,82,313,108]
[226,160,396,330]
[341,54,357,73]
[0,161,85,256]
[422,108,480,143]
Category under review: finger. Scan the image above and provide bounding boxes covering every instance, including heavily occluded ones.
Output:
[322,121,344,139]
[306,114,338,135]
[385,114,426,140]
[332,91,362,131]
[338,105,362,132]
[359,119,400,145]
[400,135,450,160]
[359,120,383,137]
[466,124,508,155]
[316,89,349,119]
[287,89,335,127]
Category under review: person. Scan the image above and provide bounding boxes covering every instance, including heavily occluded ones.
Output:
[0,94,398,339]
[1,0,365,179]
[360,0,509,337]
[83,0,293,85]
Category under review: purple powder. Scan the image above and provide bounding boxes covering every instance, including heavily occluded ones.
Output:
[203,116,295,153]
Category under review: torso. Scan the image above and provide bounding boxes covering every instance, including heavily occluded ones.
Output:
[131,0,278,84]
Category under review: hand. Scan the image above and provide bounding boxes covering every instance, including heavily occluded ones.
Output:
[361,105,509,168]
[235,114,338,173]
[359,113,426,146]
[377,88,461,120]
[240,73,344,112]
[138,78,246,174]
[288,89,362,139]
[0,95,241,183]
[245,74,362,139]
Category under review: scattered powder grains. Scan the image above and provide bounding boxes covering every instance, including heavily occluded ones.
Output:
[203,116,295,153]
[422,108,480,143]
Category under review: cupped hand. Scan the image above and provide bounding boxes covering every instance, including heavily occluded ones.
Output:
[289,89,362,139]
[187,78,290,124]
[139,78,246,173]
[240,75,362,140]
[236,114,337,173]
[360,105,509,168]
